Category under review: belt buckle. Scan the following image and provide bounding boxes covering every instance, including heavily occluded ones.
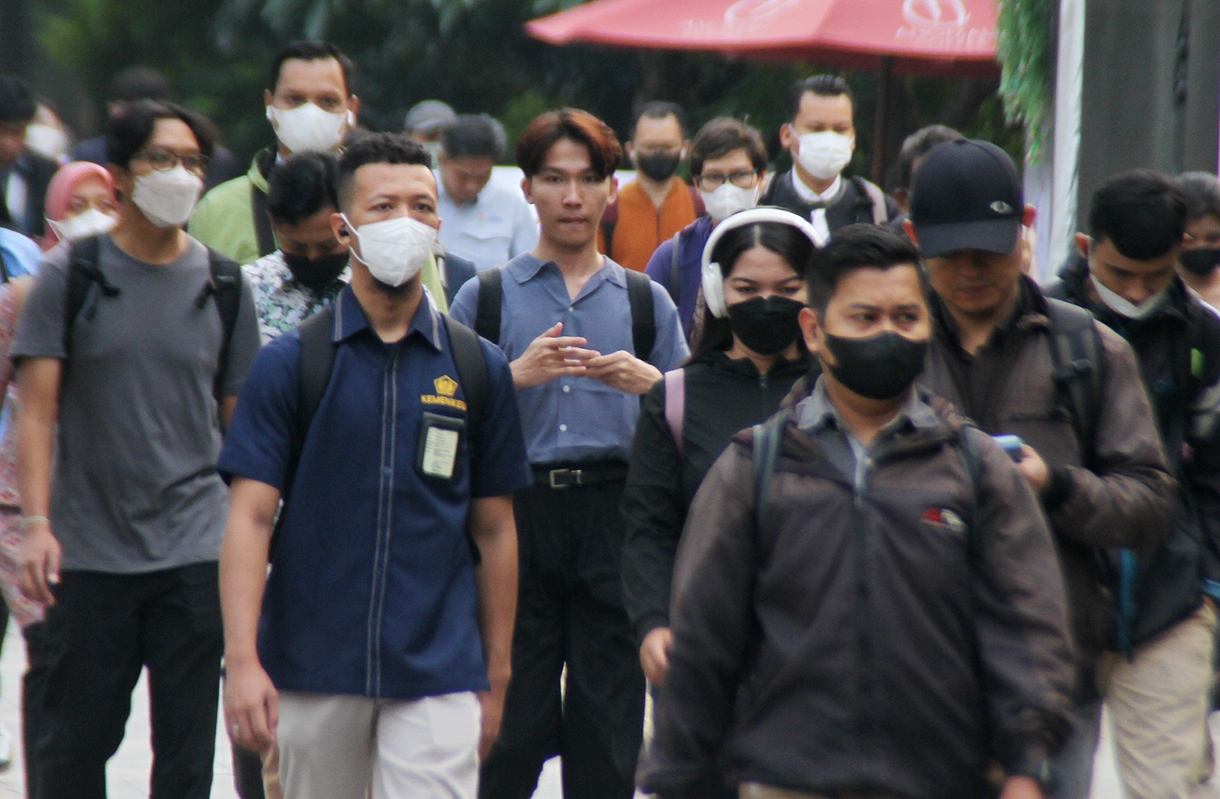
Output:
[548,468,582,488]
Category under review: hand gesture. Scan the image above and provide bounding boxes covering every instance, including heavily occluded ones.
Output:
[510,322,601,389]
[224,659,279,754]
[19,521,60,606]
[585,350,662,395]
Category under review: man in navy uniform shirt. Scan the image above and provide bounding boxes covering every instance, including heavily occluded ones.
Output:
[218,132,530,799]
[450,108,688,799]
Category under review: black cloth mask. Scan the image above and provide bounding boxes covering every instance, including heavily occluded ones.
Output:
[1180,248,1220,276]
[283,251,349,291]
[636,151,681,182]
[823,331,929,400]
[726,296,804,356]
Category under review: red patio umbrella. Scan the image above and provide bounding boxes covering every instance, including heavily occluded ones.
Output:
[526,0,1000,181]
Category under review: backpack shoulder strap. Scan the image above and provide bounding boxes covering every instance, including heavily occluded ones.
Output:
[204,250,243,400]
[474,267,503,345]
[625,268,657,361]
[443,315,489,429]
[852,176,889,225]
[952,424,983,541]
[1044,298,1104,467]
[752,408,790,529]
[296,306,337,445]
[668,230,683,303]
[63,235,120,354]
[250,184,276,258]
[663,368,686,455]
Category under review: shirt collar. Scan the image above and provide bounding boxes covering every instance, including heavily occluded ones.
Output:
[507,253,628,289]
[332,283,443,351]
[791,170,843,204]
[796,375,939,437]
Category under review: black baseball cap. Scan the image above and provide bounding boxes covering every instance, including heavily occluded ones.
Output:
[909,138,1023,258]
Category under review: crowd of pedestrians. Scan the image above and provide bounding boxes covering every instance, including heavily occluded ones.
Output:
[2,35,1220,799]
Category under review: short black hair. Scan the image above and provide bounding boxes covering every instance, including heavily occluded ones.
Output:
[107,67,171,104]
[807,224,925,316]
[894,124,963,195]
[106,99,216,170]
[690,117,767,176]
[632,101,686,139]
[0,75,36,124]
[787,74,854,122]
[267,151,339,227]
[337,131,431,211]
[440,115,506,161]
[690,218,816,362]
[1176,172,1220,224]
[270,41,355,97]
[1088,170,1188,260]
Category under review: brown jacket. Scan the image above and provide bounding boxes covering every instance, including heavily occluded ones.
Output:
[921,277,1176,681]
[642,387,1074,799]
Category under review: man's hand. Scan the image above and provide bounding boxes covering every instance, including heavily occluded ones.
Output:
[640,627,673,686]
[224,658,279,754]
[999,776,1044,799]
[510,322,601,389]
[477,678,508,760]
[584,351,662,395]
[1016,444,1050,494]
[18,521,60,606]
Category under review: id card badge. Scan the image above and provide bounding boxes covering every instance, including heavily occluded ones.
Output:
[417,412,465,481]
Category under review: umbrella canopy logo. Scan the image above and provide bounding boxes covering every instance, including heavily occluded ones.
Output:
[902,0,970,28]
[723,0,804,23]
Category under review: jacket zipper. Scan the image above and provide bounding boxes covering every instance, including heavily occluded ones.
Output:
[854,453,875,772]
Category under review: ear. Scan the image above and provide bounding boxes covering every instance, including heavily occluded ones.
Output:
[1074,232,1090,258]
[332,211,351,244]
[902,217,918,245]
[607,174,619,204]
[1022,204,1036,228]
[347,95,361,117]
[107,163,132,198]
[779,123,794,151]
[264,90,274,112]
[520,176,534,205]
[798,306,820,355]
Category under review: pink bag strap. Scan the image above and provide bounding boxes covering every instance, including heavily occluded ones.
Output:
[663,368,686,456]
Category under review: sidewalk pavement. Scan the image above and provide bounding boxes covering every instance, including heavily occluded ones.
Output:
[0,618,1210,799]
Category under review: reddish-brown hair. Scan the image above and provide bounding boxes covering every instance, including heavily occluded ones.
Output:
[515,108,622,180]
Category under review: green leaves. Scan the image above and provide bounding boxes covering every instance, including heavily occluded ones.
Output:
[996,0,1054,160]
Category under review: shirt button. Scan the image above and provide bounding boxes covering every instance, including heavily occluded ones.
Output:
[568,306,574,312]
[383,467,391,476]
[563,385,571,393]
[559,424,568,432]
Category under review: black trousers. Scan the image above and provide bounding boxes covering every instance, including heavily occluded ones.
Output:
[30,562,224,799]
[480,478,645,799]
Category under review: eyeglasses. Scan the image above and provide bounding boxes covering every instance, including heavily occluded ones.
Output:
[132,149,210,175]
[694,170,759,191]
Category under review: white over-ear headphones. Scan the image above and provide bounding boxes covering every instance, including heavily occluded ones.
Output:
[700,206,826,318]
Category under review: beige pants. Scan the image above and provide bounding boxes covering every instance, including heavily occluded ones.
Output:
[1103,602,1217,799]
[274,690,480,799]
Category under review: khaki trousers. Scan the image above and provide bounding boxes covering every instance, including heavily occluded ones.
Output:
[1102,602,1217,799]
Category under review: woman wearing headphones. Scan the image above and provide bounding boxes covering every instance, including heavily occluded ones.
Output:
[621,207,820,695]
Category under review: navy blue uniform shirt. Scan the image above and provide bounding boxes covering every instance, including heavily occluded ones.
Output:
[219,285,531,700]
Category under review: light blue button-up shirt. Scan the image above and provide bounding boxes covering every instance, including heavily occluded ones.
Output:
[450,253,689,464]
[436,175,539,271]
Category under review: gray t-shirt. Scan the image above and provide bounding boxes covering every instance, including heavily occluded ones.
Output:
[12,235,262,573]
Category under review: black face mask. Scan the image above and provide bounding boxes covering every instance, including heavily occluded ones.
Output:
[823,331,928,400]
[1180,247,1220,276]
[726,296,804,356]
[636,151,681,182]
[283,251,349,290]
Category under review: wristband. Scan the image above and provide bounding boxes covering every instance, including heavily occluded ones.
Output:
[18,515,49,531]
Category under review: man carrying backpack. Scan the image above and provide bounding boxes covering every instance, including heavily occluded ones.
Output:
[218,133,531,799]
[1048,170,1220,799]
[905,140,1177,798]
[12,99,262,799]
[640,224,1075,799]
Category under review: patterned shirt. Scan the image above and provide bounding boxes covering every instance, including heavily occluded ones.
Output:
[243,250,350,343]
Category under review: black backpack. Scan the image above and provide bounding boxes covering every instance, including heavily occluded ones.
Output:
[472,265,657,360]
[64,234,242,403]
[272,305,490,562]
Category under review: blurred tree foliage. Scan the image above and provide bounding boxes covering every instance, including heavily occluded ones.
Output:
[27,0,1021,181]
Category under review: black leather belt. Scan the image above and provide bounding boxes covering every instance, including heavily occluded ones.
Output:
[532,462,629,489]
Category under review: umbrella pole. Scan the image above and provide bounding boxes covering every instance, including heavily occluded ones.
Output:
[872,56,893,187]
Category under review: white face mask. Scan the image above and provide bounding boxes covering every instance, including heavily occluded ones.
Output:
[267,103,351,154]
[700,183,760,223]
[1092,276,1169,320]
[794,130,854,181]
[131,165,203,228]
[24,123,69,162]
[343,214,436,287]
[48,208,118,242]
